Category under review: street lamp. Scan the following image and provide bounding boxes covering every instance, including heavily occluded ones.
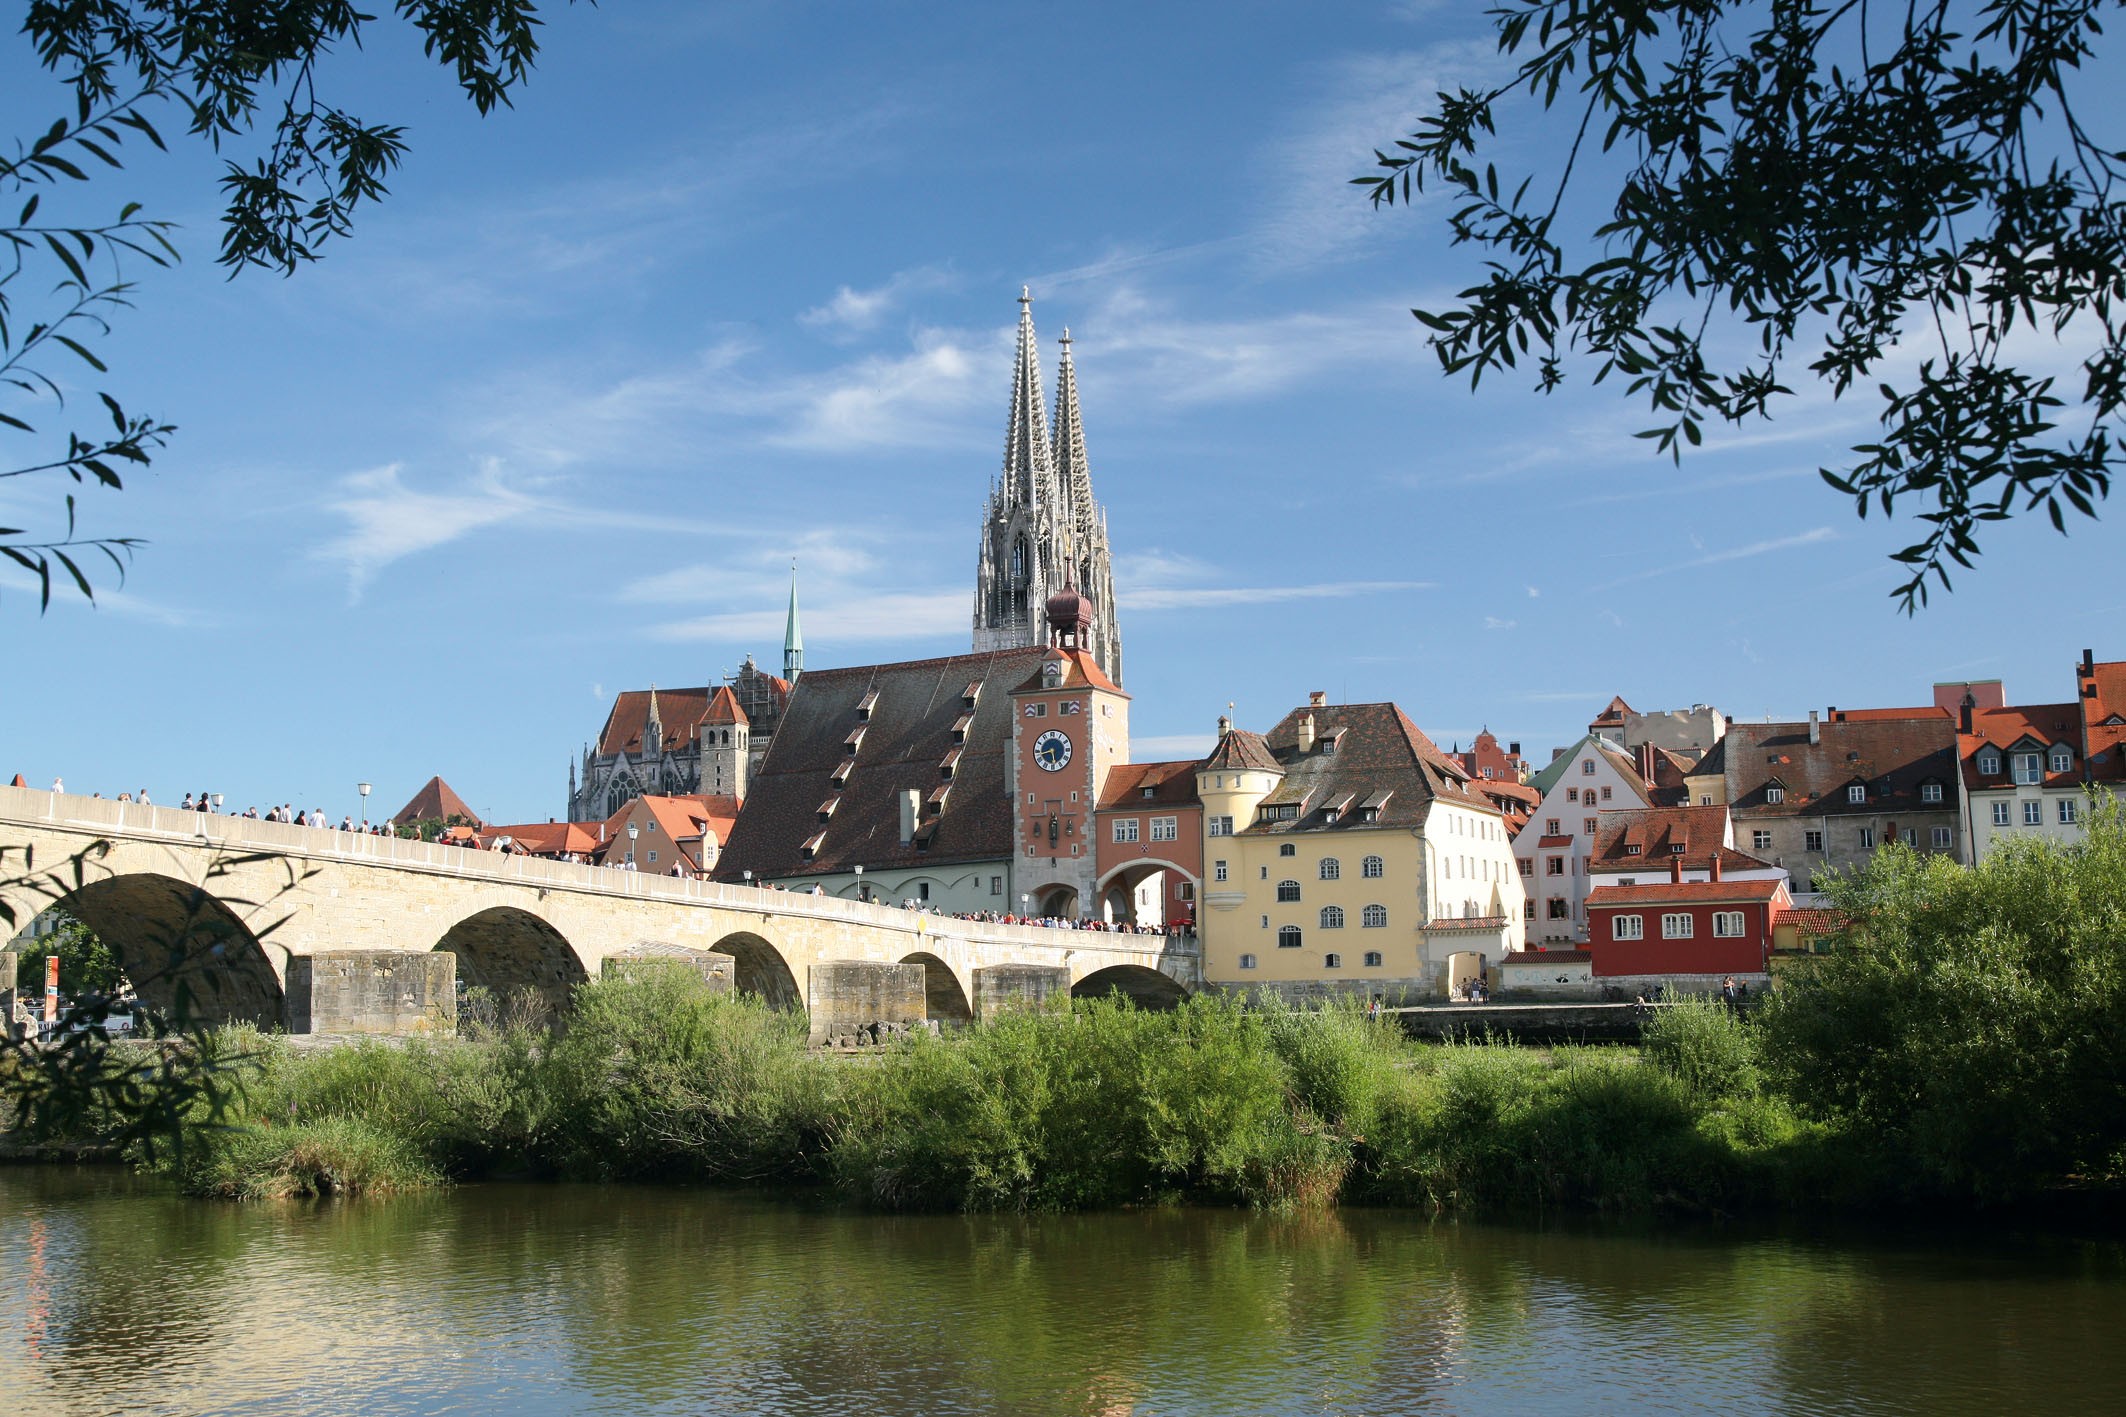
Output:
[357,782,371,828]
[854,862,865,901]
[627,820,639,868]
[210,792,223,813]
[1021,892,1031,919]
[743,868,753,886]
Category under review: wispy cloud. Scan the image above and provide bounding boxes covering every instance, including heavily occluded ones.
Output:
[651,589,964,643]
[319,461,543,598]
[1482,616,1517,631]
[800,266,956,335]
[1118,547,1430,611]
[1592,527,1838,593]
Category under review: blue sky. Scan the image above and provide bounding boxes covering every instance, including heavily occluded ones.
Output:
[5,1,2122,826]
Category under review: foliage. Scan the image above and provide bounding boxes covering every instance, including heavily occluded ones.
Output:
[15,912,127,998]
[1640,996,1763,1102]
[6,0,569,607]
[1358,0,2126,611]
[1758,794,2126,1199]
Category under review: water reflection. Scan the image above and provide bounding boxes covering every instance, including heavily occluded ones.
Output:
[2,1170,2122,1416]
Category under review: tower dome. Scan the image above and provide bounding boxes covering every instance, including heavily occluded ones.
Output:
[1045,579,1093,647]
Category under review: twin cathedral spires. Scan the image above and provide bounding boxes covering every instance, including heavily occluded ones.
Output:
[973,289,1123,686]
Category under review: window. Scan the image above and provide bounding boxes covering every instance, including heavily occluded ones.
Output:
[2024,800,2043,825]
[1858,827,1875,849]
[1112,819,1139,843]
[1581,758,1595,775]
[1320,906,1345,929]
[1978,751,2001,775]
[1213,859,1228,883]
[647,850,658,864]
[1525,900,1537,919]
[2050,748,2073,774]
[1712,911,1745,938]
[1920,782,1943,804]
[1992,801,2012,826]
[2012,753,2041,785]
[992,876,1002,896]
[1277,926,1302,949]
[1362,855,1384,879]
[1277,880,1301,902]
[1209,816,1234,837]
[1847,784,1867,804]
[1804,830,1823,851]
[1546,818,1561,835]
[1362,904,1387,928]
[1518,858,1533,876]
[1613,914,1643,940]
[1324,953,1343,969]
[1932,826,1953,848]
[1320,858,1341,881]
[1753,829,1773,850]
[1363,951,1383,967]
[1238,953,1257,970]
[1547,898,1570,919]
[1567,787,1579,803]
[1546,857,1565,876]
[2060,798,2080,825]
[1279,843,1297,857]
[1601,786,1612,801]
[1150,816,1178,842]
[1661,912,1695,939]
[1584,817,1598,836]
[918,882,931,901]
[1765,785,1784,804]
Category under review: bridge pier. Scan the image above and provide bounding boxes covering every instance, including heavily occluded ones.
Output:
[602,943,735,993]
[807,960,925,1047]
[972,963,1071,1020]
[285,950,455,1037]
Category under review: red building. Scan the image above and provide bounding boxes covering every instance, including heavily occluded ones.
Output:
[1584,859,1790,977]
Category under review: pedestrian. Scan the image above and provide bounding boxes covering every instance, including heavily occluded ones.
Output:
[51,776,63,794]
[181,792,195,811]
[137,788,151,805]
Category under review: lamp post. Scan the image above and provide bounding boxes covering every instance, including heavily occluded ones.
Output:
[627,819,639,868]
[210,792,223,813]
[357,782,371,829]
[854,862,865,902]
[1021,892,1031,920]
[743,869,753,887]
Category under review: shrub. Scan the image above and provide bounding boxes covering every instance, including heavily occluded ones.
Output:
[1641,998,1762,1101]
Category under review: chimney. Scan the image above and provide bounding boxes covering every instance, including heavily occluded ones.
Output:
[1217,713,1232,737]
[1709,854,1723,882]
[1960,690,1976,735]
[1509,741,1521,757]
[1669,853,1684,884]
[1309,690,1328,707]
[898,788,920,844]
[1297,713,1317,753]
[1808,710,1820,745]
[2085,647,2096,676]
[1639,741,1656,785]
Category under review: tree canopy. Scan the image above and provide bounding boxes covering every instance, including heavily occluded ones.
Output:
[1358,0,2125,611]
[4,0,564,608]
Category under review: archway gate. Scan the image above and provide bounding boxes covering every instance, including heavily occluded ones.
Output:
[0,786,1200,1035]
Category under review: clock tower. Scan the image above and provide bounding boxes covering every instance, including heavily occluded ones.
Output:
[1007,581,1130,918]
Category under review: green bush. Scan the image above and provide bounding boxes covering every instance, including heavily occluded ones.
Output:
[1641,998,1762,1101]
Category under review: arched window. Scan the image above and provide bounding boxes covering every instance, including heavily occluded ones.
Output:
[1276,879,1301,902]
[1277,925,1303,949]
[1323,952,1342,969]
[1319,857,1341,880]
[1320,905,1345,929]
[1361,855,1384,879]
[606,777,633,815]
[1362,904,1387,928]
[1363,951,1383,967]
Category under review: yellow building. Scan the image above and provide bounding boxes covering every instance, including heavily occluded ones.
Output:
[1198,694,1525,1003]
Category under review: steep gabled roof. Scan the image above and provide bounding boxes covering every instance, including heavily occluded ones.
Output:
[391,775,483,828]
[1528,733,1652,799]
[1959,702,2084,789]
[1097,760,1202,810]
[1202,727,1281,773]
[714,647,1048,881]
[1589,804,1771,876]
[1724,716,1957,817]
[1239,702,1489,835]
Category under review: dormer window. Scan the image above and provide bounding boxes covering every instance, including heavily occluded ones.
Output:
[1669,843,1685,854]
[951,713,973,744]
[1625,845,1641,855]
[2049,747,2072,774]
[855,690,879,721]
[962,681,982,708]
[1765,785,1784,805]
[1142,785,1157,799]
[2012,752,2041,785]
[1978,750,2001,775]
[1847,784,1866,804]
[1920,781,1943,804]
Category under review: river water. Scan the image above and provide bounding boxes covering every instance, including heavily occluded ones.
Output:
[2,1169,2121,1415]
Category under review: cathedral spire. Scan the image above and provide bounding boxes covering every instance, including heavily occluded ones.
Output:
[783,561,804,682]
[1002,286,1054,509]
[1053,326,1092,540]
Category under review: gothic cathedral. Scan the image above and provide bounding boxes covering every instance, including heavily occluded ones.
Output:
[972,289,1124,686]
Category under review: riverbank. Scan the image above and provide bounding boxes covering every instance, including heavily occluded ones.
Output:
[10,966,1960,1215]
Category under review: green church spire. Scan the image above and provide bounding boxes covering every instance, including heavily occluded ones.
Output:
[783,562,804,681]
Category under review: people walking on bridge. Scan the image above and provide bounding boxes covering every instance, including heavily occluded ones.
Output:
[181,793,195,810]
[51,776,62,794]
[138,789,150,805]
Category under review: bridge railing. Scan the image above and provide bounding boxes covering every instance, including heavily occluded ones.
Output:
[0,786,1191,959]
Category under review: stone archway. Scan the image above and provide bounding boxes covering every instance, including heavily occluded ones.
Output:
[432,906,587,1014]
[900,951,973,1025]
[709,930,802,1011]
[45,873,285,1027]
[1071,964,1189,1010]
[1035,885,1079,919]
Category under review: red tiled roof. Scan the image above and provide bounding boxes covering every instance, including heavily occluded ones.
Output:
[1828,706,1951,722]
[1588,879,1788,907]
[702,685,749,726]
[1203,727,1280,773]
[1589,804,1773,875]
[1011,646,1121,696]
[1590,695,1634,727]
[1096,760,1203,810]
[596,680,785,757]
[2085,657,2126,784]
[1958,702,2085,790]
[1535,834,1574,848]
[1243,702,1491,836]
[391,775,483,828]
[1721,717,1957,818]
[1775,906,1846,939]
[476,820,605,857]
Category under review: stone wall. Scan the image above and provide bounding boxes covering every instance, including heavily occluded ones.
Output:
[970,963,1071,1019]
[807,960,926,1046]
[286,951,455,1036]
[601,944,734,993]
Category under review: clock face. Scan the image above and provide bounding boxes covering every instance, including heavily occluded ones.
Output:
[1033,728,1073,772]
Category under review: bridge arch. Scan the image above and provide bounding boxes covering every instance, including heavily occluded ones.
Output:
[432,907,587,1014]
[900,951,972,1025]
[43,873,286,1027]
[710,930,801,1011]
[1071,963,1189,1011]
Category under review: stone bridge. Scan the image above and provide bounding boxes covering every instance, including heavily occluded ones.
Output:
[0,786,1199,1038]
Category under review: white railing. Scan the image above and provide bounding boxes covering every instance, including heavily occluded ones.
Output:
[0,785,1187,961]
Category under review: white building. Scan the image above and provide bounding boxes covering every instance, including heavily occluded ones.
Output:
[1515,734,1654,945]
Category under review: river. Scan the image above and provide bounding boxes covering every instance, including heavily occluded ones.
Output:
[2,1169,2121,1415]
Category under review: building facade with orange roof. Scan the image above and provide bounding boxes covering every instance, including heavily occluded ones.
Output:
[1587,803,1787,891]
[1956,648,2126,859]
[1515,734,1656,944]
[596,793,744,876]
[1092,760,1203,929]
